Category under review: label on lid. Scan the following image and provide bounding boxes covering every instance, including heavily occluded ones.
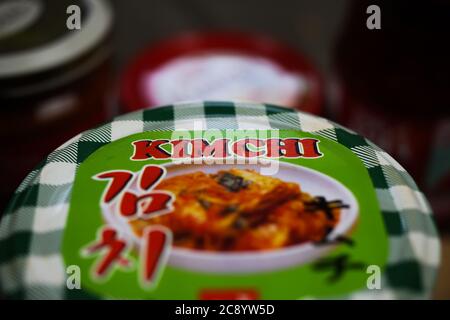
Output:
[63,128,388,299]
[144,54,307,107]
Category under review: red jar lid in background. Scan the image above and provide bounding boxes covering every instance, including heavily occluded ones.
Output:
[120,32,323,114]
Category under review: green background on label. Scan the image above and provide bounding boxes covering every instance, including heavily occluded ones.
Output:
[63,130,388,299]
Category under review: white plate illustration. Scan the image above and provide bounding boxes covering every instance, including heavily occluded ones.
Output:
[101,160,359,274]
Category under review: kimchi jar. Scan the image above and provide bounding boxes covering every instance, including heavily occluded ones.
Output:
[0,0,113,211]
[120,32,323,114]
[332,0,450,227]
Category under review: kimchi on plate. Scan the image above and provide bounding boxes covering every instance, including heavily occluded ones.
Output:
[130,169,349,252]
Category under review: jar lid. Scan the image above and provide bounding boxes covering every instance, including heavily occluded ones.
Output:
[0,0,112,78]
[0,101,439,299]
[120,32,323,114]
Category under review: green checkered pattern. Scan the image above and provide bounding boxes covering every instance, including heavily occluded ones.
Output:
[0,101,440,299]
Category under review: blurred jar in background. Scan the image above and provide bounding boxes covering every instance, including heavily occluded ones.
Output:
[120,32,323,114]
[332,0,450,227]
[0,0,113,211]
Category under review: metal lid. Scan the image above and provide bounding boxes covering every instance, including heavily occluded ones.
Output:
[0,0,112,78]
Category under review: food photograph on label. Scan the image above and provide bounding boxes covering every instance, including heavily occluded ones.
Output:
[0,0,449,303]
